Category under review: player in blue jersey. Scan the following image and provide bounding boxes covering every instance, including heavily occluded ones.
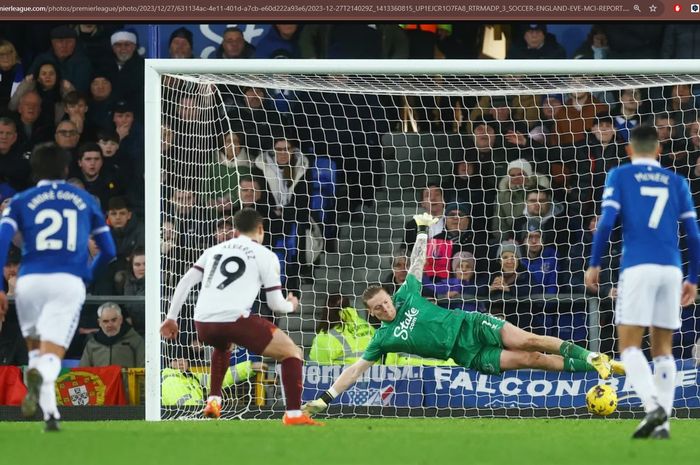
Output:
[0,143,116,431]
[585,125,700,439]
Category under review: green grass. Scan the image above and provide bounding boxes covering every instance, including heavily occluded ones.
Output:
[1,418,698,465]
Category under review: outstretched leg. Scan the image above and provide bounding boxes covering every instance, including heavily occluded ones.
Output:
[499,350,596,372]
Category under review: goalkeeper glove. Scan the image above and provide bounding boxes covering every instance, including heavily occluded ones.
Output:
[413,213,439,234]
[302,398,329,415]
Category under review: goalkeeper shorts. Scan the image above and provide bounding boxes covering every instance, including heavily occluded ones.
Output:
[450,313,506,375]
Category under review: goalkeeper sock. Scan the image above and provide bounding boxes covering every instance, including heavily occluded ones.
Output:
[558,341,591,361]
[209,348,231,398]
[621,347,659,413]
[563,357,596,372]
[281,357,303,411]
[653,355,676,427]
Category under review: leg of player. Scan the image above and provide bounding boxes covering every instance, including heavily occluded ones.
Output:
[649,326,675,439]
[619,324,666,439]
[31,341,64,431]
[20,337,42,418]
[203,345,231,419]
[499,322,621,378]
[263,329,323,426]
[499,350,572,371]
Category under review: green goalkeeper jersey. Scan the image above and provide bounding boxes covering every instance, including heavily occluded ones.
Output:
[361,275,468,362]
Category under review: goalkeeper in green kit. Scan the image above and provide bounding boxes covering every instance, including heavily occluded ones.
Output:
[303,213,624,415]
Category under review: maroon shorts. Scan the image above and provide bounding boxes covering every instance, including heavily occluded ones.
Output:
[195,315,278,354]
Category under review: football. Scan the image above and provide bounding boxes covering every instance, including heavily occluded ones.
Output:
[586,384,618,416]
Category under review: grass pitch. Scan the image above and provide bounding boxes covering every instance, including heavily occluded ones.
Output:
[2,418,698,465]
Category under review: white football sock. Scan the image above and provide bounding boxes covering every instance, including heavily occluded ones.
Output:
[36,353,61,421]
[653,355,676,428]
[285,410,302,418]
[620,347,658,413]
[27,349,40,370]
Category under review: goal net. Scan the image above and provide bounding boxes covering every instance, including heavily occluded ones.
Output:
[145,60,700,420]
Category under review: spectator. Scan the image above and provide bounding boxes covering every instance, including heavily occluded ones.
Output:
[0,40,24,110]
[382,255,408,296]
[236,175,283,247]
[225,87,280,151]
[400,24,452,59]
[0,117,31,191]
[111,100,144,211]
[656,113,690,177]
[74,24,114,68]
[507,24,566,59]
[513,189,581,257]
[123,246,145,335]
[566,90,609,132]
[28,24,93,93]
[107,196,145,277]
[573,25,609,59]
[661,24,700,59]
[101,29,144,118]
[488,242,533,326]
[87,71,115,130]
[62,91,98,143]
[403,182,445,252]
[54,120,80,156]
[612,88,643,142]
[476,95,541,161]
[205,131,253,212]
[491,158,550,244]
[519,230,558,295]
[299,24,408,59]
[254,24,300,58]
[442,153,491,231]
[168,27,194,59]
[540,94,586,148]
[9,61,67,125]
[76,142,123,211]
[309,294,375,364]
[216,27,255,59]
[433,203,490,273]
[97,128,131,183]
[3,246,20,297]
[467,121,511,189]
[13,90,53,152]
[0,247,26,365]
[422,251,487,313]
[79,302,145,368]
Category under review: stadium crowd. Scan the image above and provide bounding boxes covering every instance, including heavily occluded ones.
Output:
[1,23,700,405]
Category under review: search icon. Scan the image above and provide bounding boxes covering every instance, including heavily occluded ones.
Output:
[634,4,641,11]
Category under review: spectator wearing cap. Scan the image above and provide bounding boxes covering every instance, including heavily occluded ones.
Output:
[29,24,93,93]
[507,24,566,59]
[433,203,490,273]
[492,158,550,243]
[76,142,124,211]
[0,116,31,191]
[100,29,144,119]
[87,70,115,131]
[519,230,558,296]
[254,24,300,58]
[13,90,53,152]
[0,40,24,110]
[423,251,487,313]
[168,27,194,59]
[107,195,145,275]
[216,27,255,59]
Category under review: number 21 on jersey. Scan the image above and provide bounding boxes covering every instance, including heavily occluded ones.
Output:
[35,208,77,251]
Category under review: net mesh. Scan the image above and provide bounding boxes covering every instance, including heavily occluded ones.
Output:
[159,71,700,419]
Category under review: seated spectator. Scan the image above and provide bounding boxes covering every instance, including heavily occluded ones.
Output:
[13,90,53,152]
[225,86,280,151]
[403,182,445,252]
[100,29,144,118]
[107,196,145,278]
[123,246,145,335]
[433,203,489,273]
[661,24,700,59]
[423,251,487,313]
[216,27,255,59]
[540,94,586,148]
[62,91,98,143]
[468,120,512,188]
[87,71,115,131]
[0,40,24,110]
[566,90,609,132]
[0,117,31,191]
[168,27,194,59]
[205,131,253,212]
[254,24,300,58]
[97,128,131,183]
[519,230,558,295]
[442,152,491,231]
[0,247,26,365]
[9,61,67,126]
[491,159,550,244]
[299,24,408,59]
[507,24,566,59]
[656,113,690,177]
[612,88,644,142]
[513,189,581,257]
[79,302,145,368]
[236,176,283,247]
[74,24,114,68]
[573,25,609,59]
[28,25,93,93]
[382,255,408,296]
[601,24,664,59]
[76,142,123,210]
[54,120,80,157]
[309,294,375,364]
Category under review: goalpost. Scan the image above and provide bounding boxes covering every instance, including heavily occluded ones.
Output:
[144,60,700,421]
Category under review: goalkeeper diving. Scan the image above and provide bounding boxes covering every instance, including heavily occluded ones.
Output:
[304,213,624,415]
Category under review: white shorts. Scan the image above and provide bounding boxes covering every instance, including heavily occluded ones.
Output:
[615,264,683,330]
[15,273,86,348]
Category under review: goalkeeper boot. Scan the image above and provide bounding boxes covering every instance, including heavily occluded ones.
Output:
[610,360,626,376]
[203,397,221,419]
[21,368,42,418]
[44,415,60,433]
[588,353,612,379]
[282,412,325,426]
[632,406,667,439]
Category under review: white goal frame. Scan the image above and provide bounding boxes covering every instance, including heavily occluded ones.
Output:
[144,59,700,421]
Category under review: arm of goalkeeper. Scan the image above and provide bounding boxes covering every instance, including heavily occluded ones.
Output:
[407,213,438,282]
[302,358,375,415]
